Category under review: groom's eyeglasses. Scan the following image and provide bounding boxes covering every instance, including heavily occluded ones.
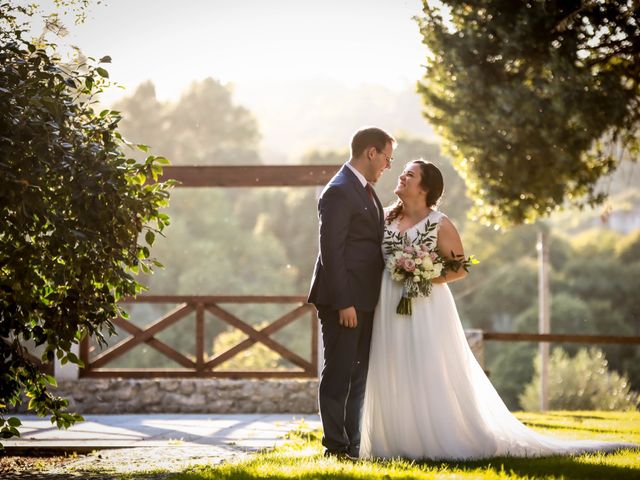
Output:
[377,149,394,166]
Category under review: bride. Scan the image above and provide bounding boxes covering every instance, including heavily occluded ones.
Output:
[360,159,636,460]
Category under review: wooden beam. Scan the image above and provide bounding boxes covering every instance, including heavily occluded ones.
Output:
[204,304,311,369]
[160,165,340,187]
[196,303,205,372]
[483,332,640,344]
[80,335,90,368]
[119,295,309,304]
[206,304,313,371]
[106,316,196,369]
[90,304,194,368]
[81,369,315,379]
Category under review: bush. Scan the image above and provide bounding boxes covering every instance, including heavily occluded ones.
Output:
[520,347,639,411]
[0,1,173,441]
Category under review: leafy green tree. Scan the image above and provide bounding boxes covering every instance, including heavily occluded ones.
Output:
[558,229,640,390]
[91,70,322,372]
[488,343,536,410]
[0,2,172,441]
[112,81,165,162]
[417,1,640,227]
[616,229,640,265]
[114,78,260,165]
[462,225,639,409]
[520,348,639,411]
[514,293,597,336]
[94,186,304,370]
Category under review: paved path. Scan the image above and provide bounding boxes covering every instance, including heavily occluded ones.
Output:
[2,413,322,478]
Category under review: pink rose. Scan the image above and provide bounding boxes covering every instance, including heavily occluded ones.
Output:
[403,245,415,254]
[430,252,438,261]
[416,250,427,258]
[421,244,430,252]
[403,258,416,272]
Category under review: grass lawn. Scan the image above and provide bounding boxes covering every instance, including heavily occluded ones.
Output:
[172,411,639,480]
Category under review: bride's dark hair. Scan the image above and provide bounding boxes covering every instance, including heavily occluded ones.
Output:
[386,159,444,224]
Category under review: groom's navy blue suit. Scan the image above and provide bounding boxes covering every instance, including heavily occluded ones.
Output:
[308,164,385,456]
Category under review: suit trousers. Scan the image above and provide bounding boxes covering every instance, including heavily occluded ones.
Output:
[317,306,374,456]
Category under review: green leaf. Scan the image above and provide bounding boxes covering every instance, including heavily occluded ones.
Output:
[96,67,109,78]
[145,230,155,246]
[7,417,21,427]
[66,352,83,367]
[43,374,57,387]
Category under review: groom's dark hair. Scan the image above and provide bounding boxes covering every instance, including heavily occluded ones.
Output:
[351,127,395,159]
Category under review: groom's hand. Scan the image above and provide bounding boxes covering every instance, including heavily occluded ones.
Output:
[339,306,357,328]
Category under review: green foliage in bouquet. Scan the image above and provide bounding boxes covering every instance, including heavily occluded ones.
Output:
[384,220,477,315]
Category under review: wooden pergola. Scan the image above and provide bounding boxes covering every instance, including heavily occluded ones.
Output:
[159,164,341,187]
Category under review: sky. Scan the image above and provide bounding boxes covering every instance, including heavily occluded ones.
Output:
[30,0,429,105]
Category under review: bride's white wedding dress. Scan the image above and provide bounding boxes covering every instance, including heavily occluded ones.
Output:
[360,210,635,460]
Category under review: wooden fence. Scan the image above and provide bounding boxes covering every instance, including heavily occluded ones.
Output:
[74,166,639,378]
[76,292,640,379]
[79,295,318,378]
[483,332,640,345]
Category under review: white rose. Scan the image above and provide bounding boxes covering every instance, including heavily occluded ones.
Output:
[413,276,420,283]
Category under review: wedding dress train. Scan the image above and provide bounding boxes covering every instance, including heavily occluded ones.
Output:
[360,210,636,460]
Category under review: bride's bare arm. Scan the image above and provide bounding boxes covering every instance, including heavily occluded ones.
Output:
[432,217,468,284]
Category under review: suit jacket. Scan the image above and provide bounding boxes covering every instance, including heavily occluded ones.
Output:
[307,164,385,312]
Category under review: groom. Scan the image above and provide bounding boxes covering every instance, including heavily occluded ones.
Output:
[308,127,395,459]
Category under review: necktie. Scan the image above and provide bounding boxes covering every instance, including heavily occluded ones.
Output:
[365,183,379,219]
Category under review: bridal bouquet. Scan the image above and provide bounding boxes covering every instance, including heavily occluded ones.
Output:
[384,222,478,315]
[386,244,443,314]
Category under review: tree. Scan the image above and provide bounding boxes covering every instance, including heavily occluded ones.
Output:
[520,347,639,411]
[0,2,172,441]
[416,1,640,227]
[467,227,640,409]
[488,342,536,410]
[114,78,261,165]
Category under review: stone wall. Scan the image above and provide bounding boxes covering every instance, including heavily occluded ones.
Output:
[25,378,319,414]
[14,330,485,414]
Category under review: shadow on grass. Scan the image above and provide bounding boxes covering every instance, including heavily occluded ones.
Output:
[517,421,623,434]
[170,449,640,480]
[1,473,168,480]
[415,452,640,480]
[543,412,613,421]
[4,450,637,480]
